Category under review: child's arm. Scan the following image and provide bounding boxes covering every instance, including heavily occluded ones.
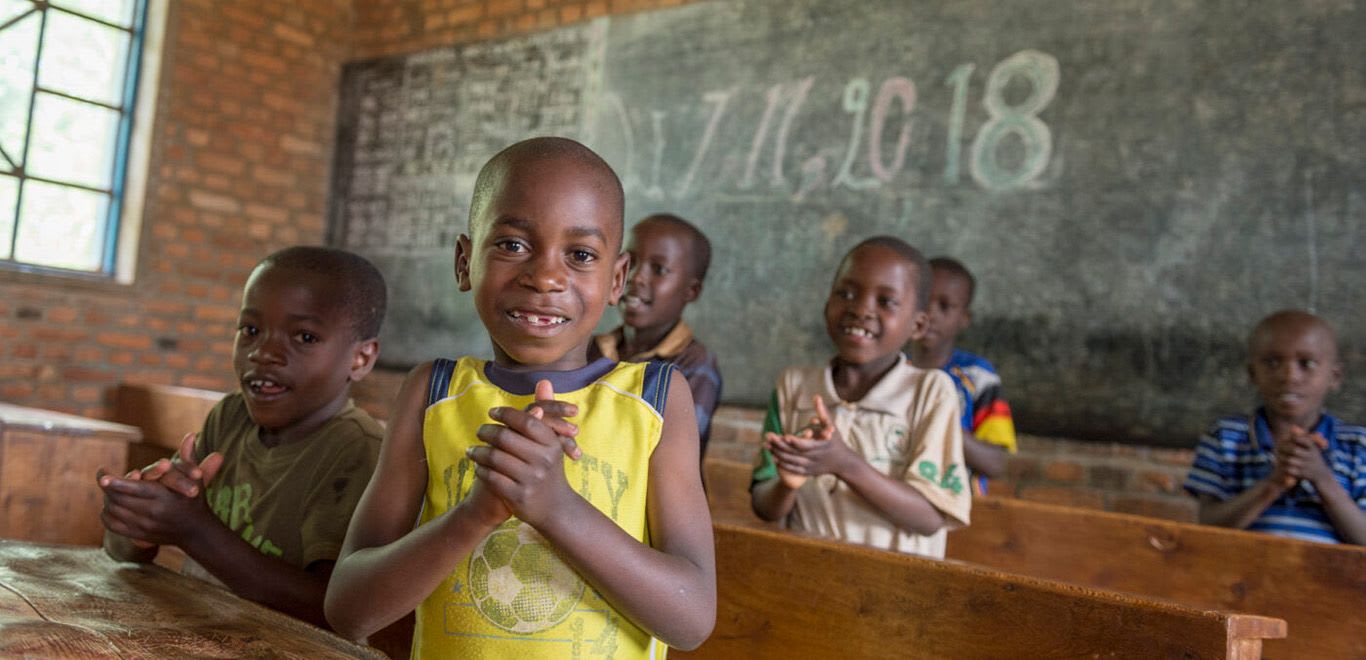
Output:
[97,465,337,627]
[467,375,717,650]
[325,363,512,640]
[1281,431,1366,544]
[1195,482,1288,529]
[962,436,1008,479]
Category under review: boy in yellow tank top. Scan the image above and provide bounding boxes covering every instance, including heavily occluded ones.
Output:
[326,137,717,658]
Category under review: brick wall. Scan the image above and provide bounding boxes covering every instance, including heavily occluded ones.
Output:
[0,0,354,418]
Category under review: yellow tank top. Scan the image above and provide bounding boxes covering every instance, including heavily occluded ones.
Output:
[413,356,673,659]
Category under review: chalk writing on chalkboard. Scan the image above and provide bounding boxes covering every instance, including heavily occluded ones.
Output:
[589,49,1060,204]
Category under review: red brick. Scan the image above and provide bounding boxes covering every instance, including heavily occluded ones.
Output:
[12,343,37,358]
[47,307,79,324]
[273,23,315,47]
[98,332,153,350]
[1042,460,1084,483]
[1135,469,1182,494]
[1017,485,1106,511]
[1,382,35,399]
[1111,496,1197,523]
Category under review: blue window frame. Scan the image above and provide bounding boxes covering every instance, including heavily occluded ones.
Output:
[0,0,149,276]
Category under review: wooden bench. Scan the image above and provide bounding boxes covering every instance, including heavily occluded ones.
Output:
[703,457,1360,659]
[0,403,142,545]
[112,382,224,472]
[948,495,1366,659]
[676,523,1284,659]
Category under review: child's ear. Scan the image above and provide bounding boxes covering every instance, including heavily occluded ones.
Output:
[350,339,380,382]
[454,234,473,292]
[684,277,702,303]
[608,251,630,305]
[961,306,973,330]
[907,309,930,342]
[1330,359,1344,392]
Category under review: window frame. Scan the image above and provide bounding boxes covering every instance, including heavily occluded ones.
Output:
[0,0,166,284]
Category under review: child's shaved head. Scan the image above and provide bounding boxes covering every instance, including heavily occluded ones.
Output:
[1249,309,1340,362]
[468,136,625,249]
[638,213,711,282]
[844,236,931,311]
[255,246,387,340]
[929,256,976,306]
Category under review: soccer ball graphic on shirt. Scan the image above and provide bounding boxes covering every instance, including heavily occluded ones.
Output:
[468,521,585,633]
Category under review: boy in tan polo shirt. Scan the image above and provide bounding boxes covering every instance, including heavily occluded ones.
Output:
[750,236,970,558]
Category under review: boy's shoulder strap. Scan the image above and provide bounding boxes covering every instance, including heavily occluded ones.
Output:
[427,358,458,408]
[640,359,676,417]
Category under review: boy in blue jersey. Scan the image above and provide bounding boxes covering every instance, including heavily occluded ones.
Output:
[326,137,716,657]
[910,257,1016,492]
[1184,310,1365,544]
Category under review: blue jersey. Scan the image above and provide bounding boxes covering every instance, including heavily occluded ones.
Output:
[1184,409,1366,544]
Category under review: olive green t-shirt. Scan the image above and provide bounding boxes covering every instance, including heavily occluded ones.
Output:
[191,392,382,570]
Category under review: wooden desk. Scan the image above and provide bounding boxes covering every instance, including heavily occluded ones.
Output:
[0,403,141,545]
[677,524,1285,660]
[948,495,1366,660]
[0,540,382,657]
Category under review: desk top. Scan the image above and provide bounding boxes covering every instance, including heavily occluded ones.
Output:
[0,541,381,658]
[0,402,142,442]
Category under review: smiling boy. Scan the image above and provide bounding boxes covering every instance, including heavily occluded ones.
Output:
[325,137,716,657]
[1184,310,1366,544]
[98,246,387,628]
[593,214,721,456]
[750,236,970,558]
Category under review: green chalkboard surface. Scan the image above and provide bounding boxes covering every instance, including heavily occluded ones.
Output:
[329,0,1363,446]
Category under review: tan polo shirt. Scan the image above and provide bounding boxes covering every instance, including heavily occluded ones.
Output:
[767,360,971,558]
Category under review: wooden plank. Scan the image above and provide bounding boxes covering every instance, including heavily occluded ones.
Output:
[0,405,139,546]
[676,524,1284,660]
[948,496,1366,659]
[112,382,223,451]
[0,540,382,657]
[703,453,778,530]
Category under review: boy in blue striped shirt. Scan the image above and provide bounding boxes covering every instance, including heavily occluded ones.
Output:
[1184,310,1365,544]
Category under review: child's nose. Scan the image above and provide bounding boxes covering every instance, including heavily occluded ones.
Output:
[520,254,568,292]
[248,333,286,364]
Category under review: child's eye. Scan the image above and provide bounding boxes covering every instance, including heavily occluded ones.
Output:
[652,263,669,276]
[879,296,898,309]
[494,239,528,254]
[1300,359,1317,369]
[296,331,320,344]
[238,324,258,337]
[570,249,597,264]
[836,289,854,300]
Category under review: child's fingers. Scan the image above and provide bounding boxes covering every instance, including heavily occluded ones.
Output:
[473,424,543,467]
[1309,432,1329,450]
[812,395,832,427]
[198,452,225,485]
[139,458,174,482]
[558,435,582,461]
[488,406,558,447]
[157,469,201,498]
[177,432,203,480]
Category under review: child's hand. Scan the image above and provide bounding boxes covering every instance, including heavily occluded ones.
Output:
[1276,426,1332,487]
[462,475,513,529]
[145,433,225,499]
[767,395,857,484]
[467,380,578,527]
[96,468,216,548]
[525,379,582,461]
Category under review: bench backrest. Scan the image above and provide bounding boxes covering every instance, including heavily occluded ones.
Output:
[113,382,224,450]
[948,495,1366,659]
[675,523,1284,659]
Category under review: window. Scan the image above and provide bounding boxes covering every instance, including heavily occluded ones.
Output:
[0,0,151,277]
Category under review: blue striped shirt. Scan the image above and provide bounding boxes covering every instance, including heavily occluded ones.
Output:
[1184,410,1366,544]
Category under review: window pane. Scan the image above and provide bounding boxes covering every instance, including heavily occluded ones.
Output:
[15,178,107,271]
[49,0,135,29]
[0,10,40,168]
[0,174,16,259]
[39,9,130,107]
[0,0,33,26]
[27,92,119,189]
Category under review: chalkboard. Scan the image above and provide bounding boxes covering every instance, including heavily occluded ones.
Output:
[329,0,1364,446]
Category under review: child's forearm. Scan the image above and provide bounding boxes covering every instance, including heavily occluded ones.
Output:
[326,503,501,640]
[178,516,333,628]
[962,436,1008,479]
[837,459,945,536]
[1196,479,1285,529]
[534,495,715,650]
[1314,477,1366,545]
[750,478,798,521]
[102,530,158,564]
